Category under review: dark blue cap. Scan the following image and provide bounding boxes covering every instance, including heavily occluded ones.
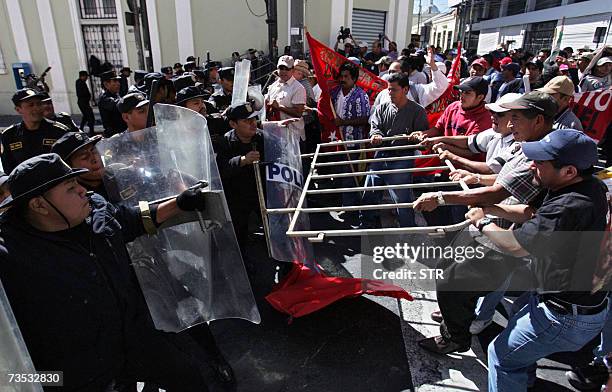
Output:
[522,129,598,170]
[176,86,206,105]
[12,88,44,105]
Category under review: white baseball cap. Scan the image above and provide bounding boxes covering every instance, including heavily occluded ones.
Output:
[485,92,522,113]
[277,55,295,68]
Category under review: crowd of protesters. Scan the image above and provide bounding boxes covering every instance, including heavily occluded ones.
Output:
[0,28,610,392]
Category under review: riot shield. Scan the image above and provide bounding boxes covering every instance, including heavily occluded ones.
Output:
[0,279,43,392]
[98,104,260,332]
[262,122,314,264]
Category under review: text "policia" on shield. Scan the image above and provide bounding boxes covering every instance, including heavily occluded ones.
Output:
[266,162,304,189]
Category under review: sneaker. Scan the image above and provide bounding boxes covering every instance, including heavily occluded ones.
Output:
[418,335,471,355]
[469,319,493,335]
[430,310,443,323]
[566,361,609,391]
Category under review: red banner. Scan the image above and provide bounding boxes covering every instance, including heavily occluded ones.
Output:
[572,88,612,143]
[414,42,463,174]
[306,32,388,148]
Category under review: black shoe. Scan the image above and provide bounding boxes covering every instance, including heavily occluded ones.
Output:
[418,335,470,355]
[430,310,443,323]
[566,361,609,391]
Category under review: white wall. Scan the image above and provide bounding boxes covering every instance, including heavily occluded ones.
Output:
[561,13,612,50]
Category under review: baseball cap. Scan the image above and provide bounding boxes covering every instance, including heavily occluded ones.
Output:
[500,91,559,115]
[347,57,361,65]
[559,64,569,71]
[375,56,393,66]
[358,41,368,48]
[596,56,612,66]
[500,57,513,66]
[117,92,149,113]
[485,92,522,113]
[454,76,489,96]
[471,57,489,69]
[277,55,295,68]
[12,88,44,105]
[537,76,575,97]
[501,62,520,74]
[522,129,598,170]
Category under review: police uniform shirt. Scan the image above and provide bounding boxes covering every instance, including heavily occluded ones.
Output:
[513,176,609,305]
[1,119,70,173]
[214,129,264,209]
[209,89,232,113]
[52,113,80,133]
[98,90,127,136]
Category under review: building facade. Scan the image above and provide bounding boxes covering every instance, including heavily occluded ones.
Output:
[0,0,415,116]
[449,0,612,55]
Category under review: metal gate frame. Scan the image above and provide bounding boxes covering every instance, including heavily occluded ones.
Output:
[81,23,124,103]
[254,135,472,248]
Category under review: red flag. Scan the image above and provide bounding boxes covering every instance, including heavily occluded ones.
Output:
[306,32,388,148]
[415,42,463,174]
[266,262,413,319]
[572,88,612,143]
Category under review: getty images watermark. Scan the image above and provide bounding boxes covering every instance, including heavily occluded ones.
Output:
[368,242,487,282]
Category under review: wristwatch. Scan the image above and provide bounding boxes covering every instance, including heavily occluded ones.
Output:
[436,191,446,206]
[477,217,493,232]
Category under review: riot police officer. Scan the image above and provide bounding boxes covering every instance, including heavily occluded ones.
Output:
[97,70,127,138]
[1,88,70,173]
[208,67,234,113]
[39,91,79,132]
[176,86,230,144]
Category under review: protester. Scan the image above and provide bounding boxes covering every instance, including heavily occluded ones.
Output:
[537,76,583,131]
[265,55,307,141]
[580,56,612,91]
[360,73,429,229]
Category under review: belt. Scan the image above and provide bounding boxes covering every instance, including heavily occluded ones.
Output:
[540,295,608,316]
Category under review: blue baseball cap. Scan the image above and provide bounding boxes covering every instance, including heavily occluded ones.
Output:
[522,129,598,170]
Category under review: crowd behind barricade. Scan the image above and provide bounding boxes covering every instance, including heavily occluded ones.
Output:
[0,32,610,392]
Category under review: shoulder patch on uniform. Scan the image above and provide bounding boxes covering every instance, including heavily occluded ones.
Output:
[43,139,57,146]
[9,142,23,151]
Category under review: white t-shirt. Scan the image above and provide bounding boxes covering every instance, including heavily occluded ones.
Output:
[266,76,307,140]
[335,90,346,119]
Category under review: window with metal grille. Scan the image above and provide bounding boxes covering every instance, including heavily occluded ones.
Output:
[351,9,386,50]
[82,24,124,100]
[79,0,117,19]
[523,20,558,54]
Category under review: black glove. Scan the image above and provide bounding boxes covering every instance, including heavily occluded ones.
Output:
[176,188,206,211]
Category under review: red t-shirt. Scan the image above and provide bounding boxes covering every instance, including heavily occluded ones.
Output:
[415,101,492,174]
[435,100,492,137]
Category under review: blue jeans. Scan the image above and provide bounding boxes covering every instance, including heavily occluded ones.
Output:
[359,154,416,228]
[474,276,512,323]
[594,293,612,362]
[488,293,608,392]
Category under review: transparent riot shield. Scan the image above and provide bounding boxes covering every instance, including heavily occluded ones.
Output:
[262,122,314,264]
[97,104,260,332]
[0,279,42,392]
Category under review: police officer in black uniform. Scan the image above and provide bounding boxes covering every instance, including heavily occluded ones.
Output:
[208,67,234,113]
[214,102,264,254]
[0,153,227,392]
[176,86,230,144]
[97,70,127,138]
[39,91,79,132]
[75,70,96,135]
[51,132,107,198]
[1,88,70,173]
